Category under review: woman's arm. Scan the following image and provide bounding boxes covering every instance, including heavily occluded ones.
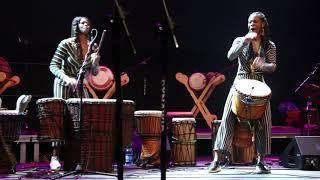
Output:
[49,40,69,81]
[261,42,277,73]
[227,37,248,61]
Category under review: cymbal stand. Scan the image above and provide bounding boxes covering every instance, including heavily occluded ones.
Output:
[295,63,319,93]
[305,96,313,136]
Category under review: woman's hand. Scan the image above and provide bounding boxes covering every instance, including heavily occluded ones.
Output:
[252,57,265,70]
[244,32,257,43]
[91,52,100,65]
[64,76,77,87]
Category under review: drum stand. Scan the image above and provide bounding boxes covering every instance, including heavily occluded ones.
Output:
[175,72,225,128]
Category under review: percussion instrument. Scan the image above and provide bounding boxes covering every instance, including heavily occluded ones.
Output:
[86,66,114,91]
[171,117,196,142]
[233,122,253,148]
[171,117,197,166]
[37,98,66,139]
[66,98,114,136]
[0,126,17,174]
[65,98,134,172]
[135,110,162,137]
[231,144,256,164]
[64,135,113,172]
[231,121,256,164]
[0,114,24,142]
[188,72,207,91]
[66,98,135,147]
[139,138,161,166]
[134,110,162,166]
[232,79,271,120]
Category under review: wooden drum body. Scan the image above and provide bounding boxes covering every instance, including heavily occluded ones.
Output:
[232,121,256,164]
[37,98,66,139]
[232,79,271,121]
[86,66,114,91]
[171,117,197,166]
[66,98,113,136]
[135,110,162,138]
[65,98,135,172]
[134,110,162,165]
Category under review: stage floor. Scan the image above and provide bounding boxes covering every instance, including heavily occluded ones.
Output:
[1,156,319,180]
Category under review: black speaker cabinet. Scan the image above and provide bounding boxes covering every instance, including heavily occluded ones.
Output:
[281,136,320,170]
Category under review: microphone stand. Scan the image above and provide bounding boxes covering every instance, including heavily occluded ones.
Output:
[57,33,116,179]
[112,1,136,180]
[157,1,179,179]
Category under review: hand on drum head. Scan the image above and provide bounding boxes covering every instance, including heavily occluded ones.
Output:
[64,76,77,87]
[252,57,265,71]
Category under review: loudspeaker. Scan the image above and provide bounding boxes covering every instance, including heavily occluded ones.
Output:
[281,136,320,170]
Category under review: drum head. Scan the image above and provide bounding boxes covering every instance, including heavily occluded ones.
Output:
[234,79,271,97]
[87,66,114,91]
[188,72,207,91]
[172,117,196,123]
[36,97,66,104]
[134,110,162,117]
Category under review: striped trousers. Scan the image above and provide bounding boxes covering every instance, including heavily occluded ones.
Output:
[214,79,272,156]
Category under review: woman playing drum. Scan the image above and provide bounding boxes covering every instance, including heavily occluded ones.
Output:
[208,12,276,174]
[49,16,100,99]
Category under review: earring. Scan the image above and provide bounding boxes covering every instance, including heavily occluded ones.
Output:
[262,28,265,36]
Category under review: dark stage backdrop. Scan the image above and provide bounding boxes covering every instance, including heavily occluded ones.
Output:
[0,0,319,128]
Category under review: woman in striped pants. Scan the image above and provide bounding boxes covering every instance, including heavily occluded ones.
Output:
[208,12,277,174]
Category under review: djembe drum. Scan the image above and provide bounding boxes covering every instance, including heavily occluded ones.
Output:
[135,110,162,166]
[0,111,26,173]
[86,66,114,91]
[171,117,197,166]
[232,79,271,121]
[65,98,135,172]
[37,98,66,139]
[188,72,207,91]
[231,79,271,164]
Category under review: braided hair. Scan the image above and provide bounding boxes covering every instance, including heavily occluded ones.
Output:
[247,12,271,59]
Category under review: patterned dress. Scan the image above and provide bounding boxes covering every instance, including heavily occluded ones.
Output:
[214,36,277,155]
[49,37,98,99]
